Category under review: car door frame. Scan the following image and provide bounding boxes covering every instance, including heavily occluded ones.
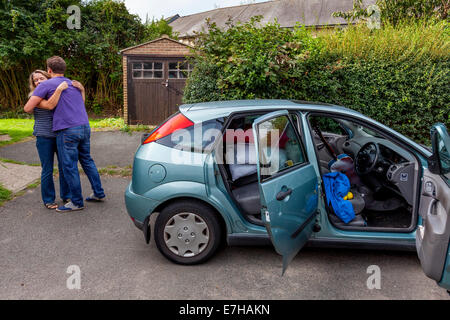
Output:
[303,110,425,233]
[214,109,304,227]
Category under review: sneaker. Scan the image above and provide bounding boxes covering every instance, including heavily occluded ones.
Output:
[56,201,84,212]
[85,193,106,202]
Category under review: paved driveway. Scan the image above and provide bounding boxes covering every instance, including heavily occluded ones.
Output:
[0,131,142,167]
[0,176,448,300]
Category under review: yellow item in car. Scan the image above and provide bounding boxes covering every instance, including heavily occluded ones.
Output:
[344,192,354,201]
[285,160,294,167]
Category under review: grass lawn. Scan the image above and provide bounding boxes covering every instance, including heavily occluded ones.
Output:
[0,184,12,206]
[0,117,153,147]
[0,119,34,147]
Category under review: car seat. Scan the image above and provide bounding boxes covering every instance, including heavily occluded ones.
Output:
[327,191,367,227]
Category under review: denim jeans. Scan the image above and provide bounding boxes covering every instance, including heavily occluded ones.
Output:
[56,124,105,207]
[36,136,71,204]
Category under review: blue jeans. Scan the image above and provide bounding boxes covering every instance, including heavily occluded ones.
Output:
[36,136,71,204]
[56,124,105,207]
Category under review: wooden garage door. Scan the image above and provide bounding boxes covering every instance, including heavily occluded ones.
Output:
[128,57,192,125]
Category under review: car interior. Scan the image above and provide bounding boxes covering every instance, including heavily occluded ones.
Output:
[308,115,419,231]
[220,112,305,226]
[220,114,263,226]
[218,112,419,231]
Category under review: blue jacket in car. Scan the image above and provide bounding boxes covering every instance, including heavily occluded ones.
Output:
[323,172,355,224]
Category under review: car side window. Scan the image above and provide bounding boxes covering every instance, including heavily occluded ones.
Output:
[310,116,348,137]
[257,115,306,179]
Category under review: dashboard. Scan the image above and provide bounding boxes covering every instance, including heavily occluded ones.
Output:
[379,144,407,164]
[342,136,415,163]
[342,137,417,205]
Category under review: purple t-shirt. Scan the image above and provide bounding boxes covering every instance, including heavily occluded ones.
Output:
[32,77,89,132]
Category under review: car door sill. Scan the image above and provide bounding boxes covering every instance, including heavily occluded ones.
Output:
[227,234,416,251]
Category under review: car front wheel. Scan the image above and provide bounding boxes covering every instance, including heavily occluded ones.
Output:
[154,200,222,265]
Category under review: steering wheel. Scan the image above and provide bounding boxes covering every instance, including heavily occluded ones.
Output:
[355,142,380,175]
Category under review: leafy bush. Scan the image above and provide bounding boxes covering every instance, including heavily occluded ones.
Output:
[185,17,326,101]
[183,18,449,143]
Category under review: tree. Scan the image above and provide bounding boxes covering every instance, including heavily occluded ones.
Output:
[0,0,171,115]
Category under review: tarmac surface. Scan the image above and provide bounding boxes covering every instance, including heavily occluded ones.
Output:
[0,131,449,300]
[0,131,143,167]
[0,176,449,300]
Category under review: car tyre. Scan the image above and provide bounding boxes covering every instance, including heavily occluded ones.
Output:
[154,200,222,265]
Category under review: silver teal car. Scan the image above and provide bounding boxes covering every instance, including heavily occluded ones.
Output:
[125,100,450,291]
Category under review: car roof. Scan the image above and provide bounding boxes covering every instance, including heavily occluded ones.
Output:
[179,99,363,122]
[179,99,431,158]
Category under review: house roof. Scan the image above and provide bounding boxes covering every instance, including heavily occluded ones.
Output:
[169,0,376,38]
[119,35,193,54]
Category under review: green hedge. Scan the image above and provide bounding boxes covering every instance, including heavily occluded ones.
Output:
[183,18,449,143]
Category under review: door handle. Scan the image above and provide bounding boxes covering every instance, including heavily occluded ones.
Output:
[427,198,438,216]
[276,188,293,201]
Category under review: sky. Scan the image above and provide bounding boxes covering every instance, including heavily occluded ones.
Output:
[123,0,269,22]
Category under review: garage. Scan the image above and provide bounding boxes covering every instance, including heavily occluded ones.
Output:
[120,35,193,125]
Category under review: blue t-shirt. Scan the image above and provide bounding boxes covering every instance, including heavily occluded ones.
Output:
[32,77,89,131]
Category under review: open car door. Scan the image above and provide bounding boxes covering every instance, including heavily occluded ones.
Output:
[417,123,450,290]
[252,111,319,274]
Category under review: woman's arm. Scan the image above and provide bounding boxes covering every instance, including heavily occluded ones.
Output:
[38,82,68,110]
[24,96,43,113]
[72,80,85,102]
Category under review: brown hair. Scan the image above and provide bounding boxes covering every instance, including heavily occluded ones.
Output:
[28,70,51,97]
[46,56,67,74]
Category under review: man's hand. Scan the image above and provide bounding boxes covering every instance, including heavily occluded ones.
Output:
[24,96,43,114]
[57,81,69,91]
[72,80,84,92]
[72,80,86,102]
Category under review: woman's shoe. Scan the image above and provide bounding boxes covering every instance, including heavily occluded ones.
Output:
[45,203,58,210]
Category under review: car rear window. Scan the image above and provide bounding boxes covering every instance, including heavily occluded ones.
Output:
[156,118,225,153]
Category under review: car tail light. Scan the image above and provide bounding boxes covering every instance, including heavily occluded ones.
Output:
[142,113,194,145]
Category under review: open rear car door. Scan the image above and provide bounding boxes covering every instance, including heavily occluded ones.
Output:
[252,111,319,274]
[417,123,450,290]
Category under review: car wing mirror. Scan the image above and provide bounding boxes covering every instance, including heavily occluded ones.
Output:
[429,123,450,176]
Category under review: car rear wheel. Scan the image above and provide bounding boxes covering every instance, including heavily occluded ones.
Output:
[154,200,222,265]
